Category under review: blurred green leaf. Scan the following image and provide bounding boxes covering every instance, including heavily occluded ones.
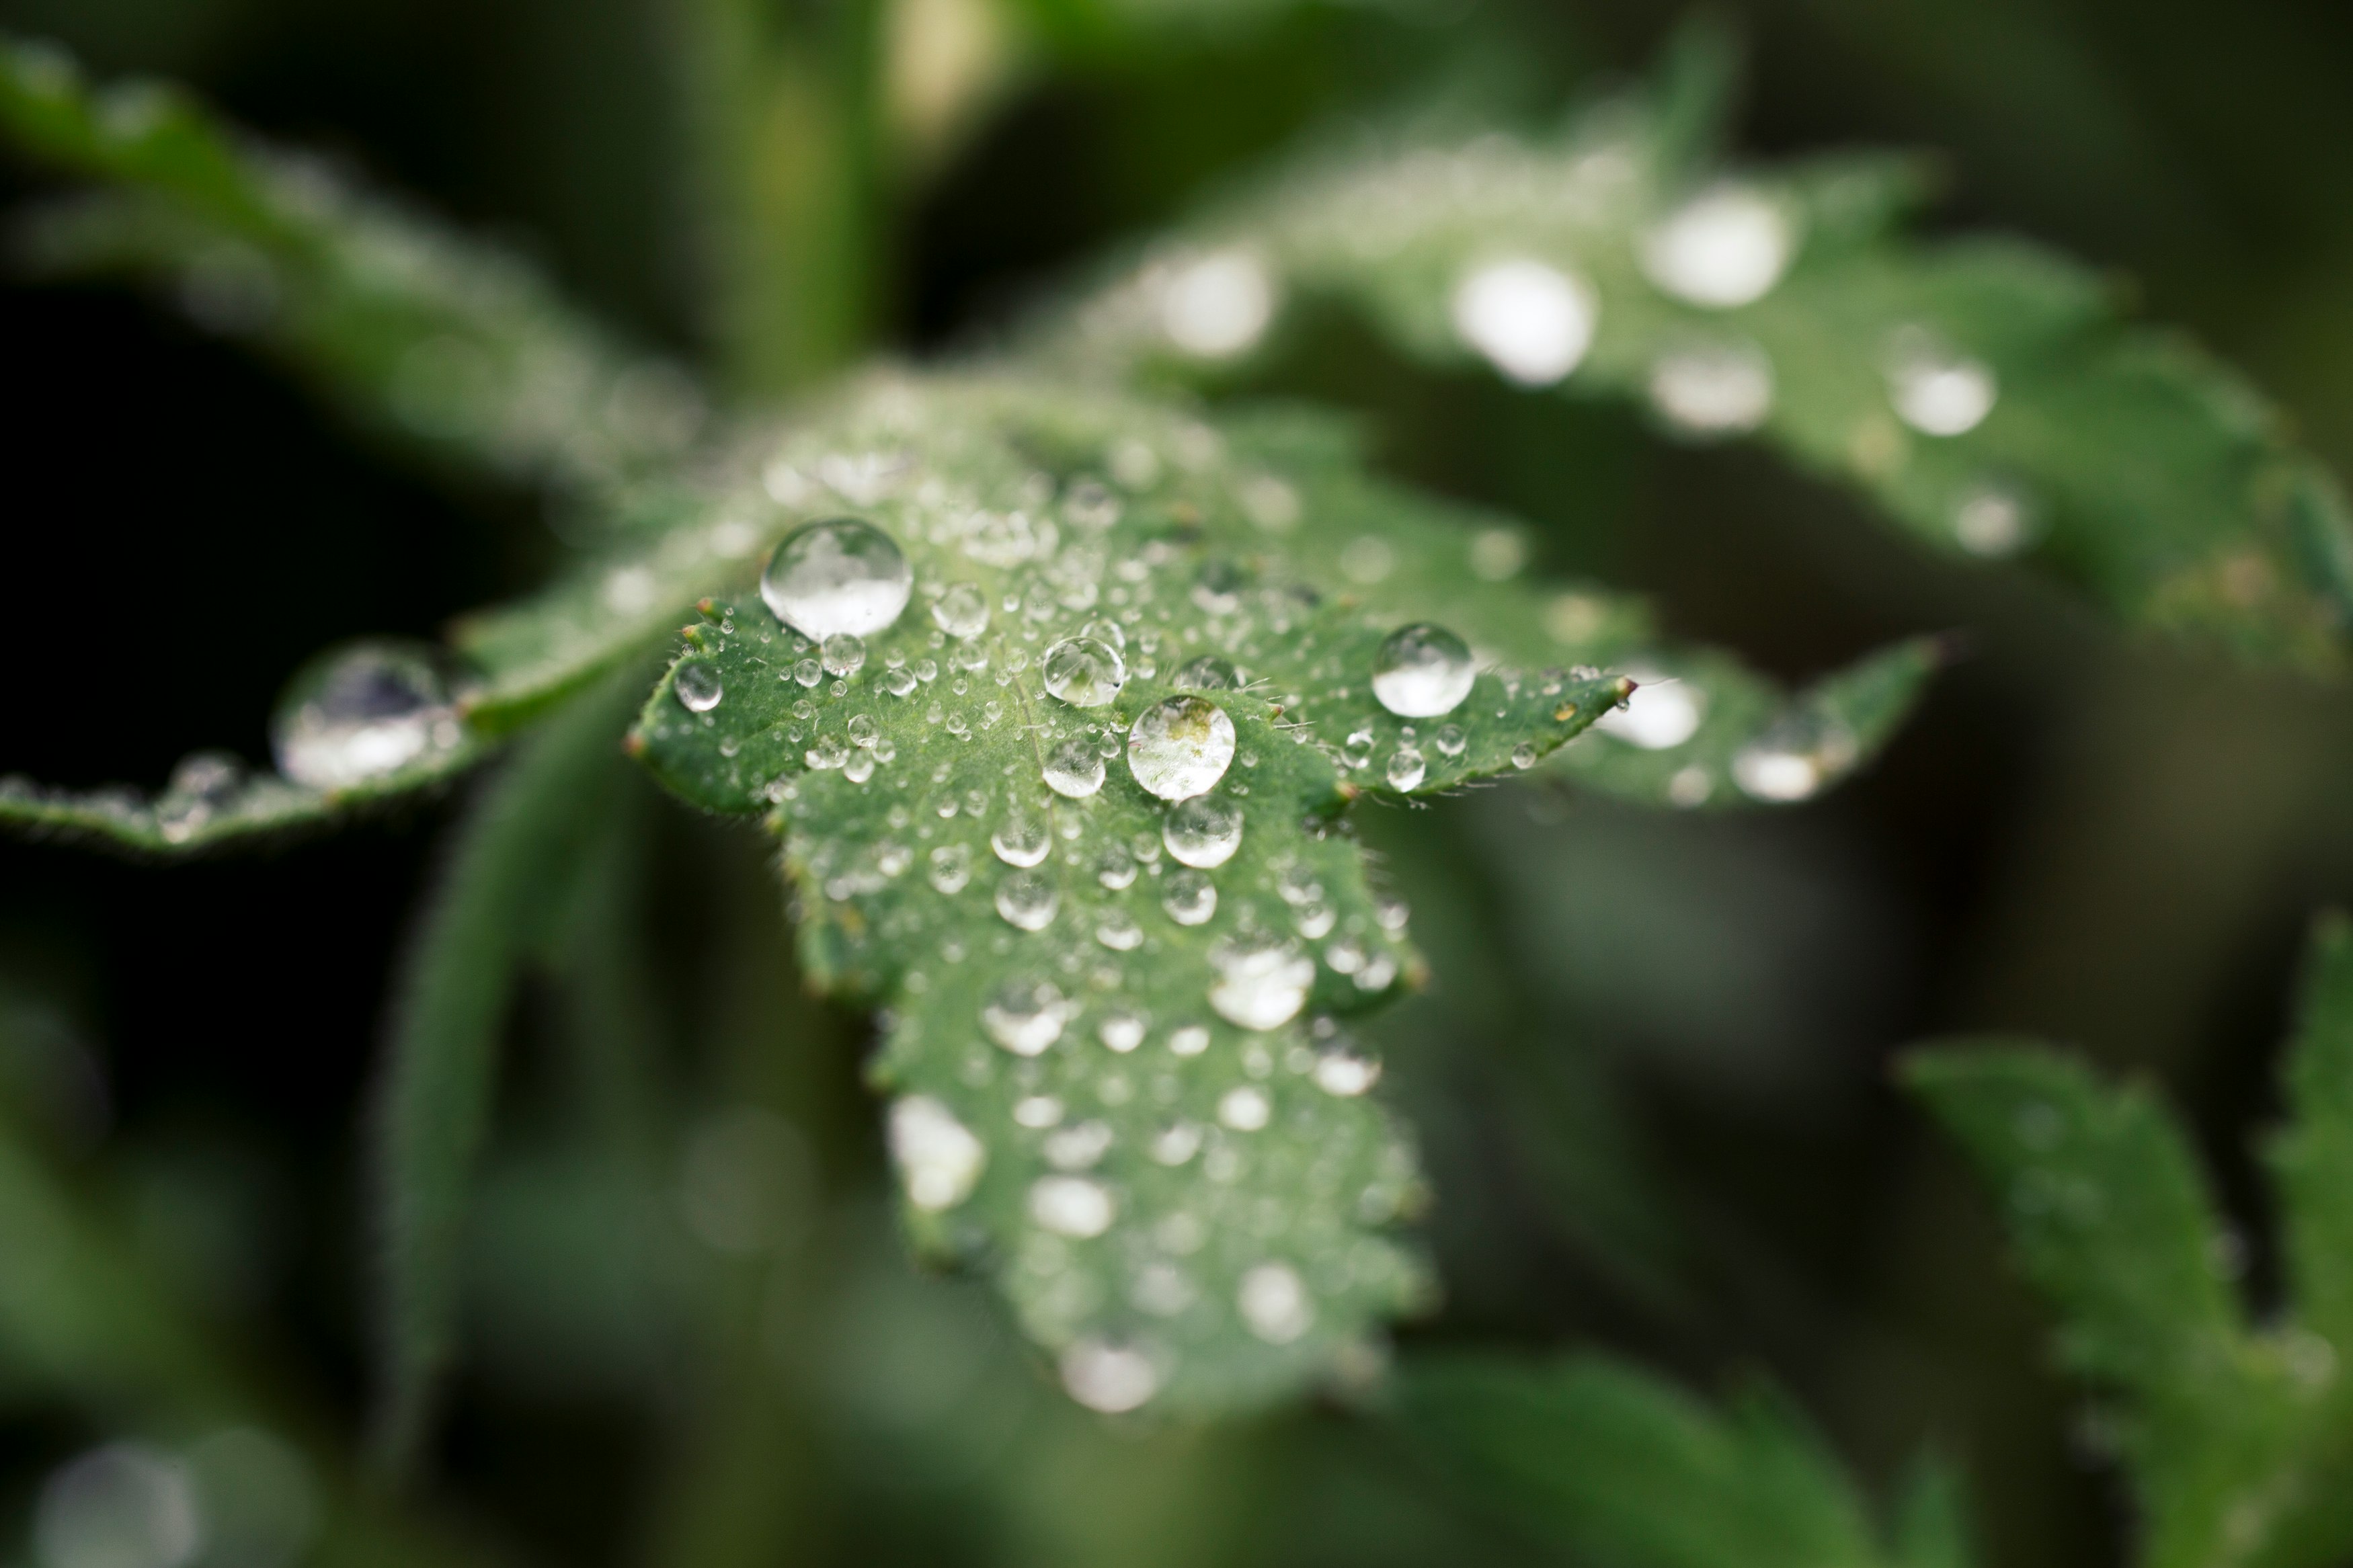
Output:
[368,666,647,1479]
[1907,917,2353,1568]
[1395,1352,1969,1568]
[1044,39,2353,670]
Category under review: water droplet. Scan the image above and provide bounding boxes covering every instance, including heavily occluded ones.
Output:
[1595,674,1703,749]
[1163,796,1243,868]
[1371,624,1475,718]
[1209,936,1314,1030]
[1162,869,1218,925]
[1096,910,1143,950]
[1294,900,1337,939]
[1730,714,1858,802]
[983,977,1070,1054]
[272,642,454,789]
[1133,1261,1197,1315]
[1953,481,2036,558]
[1237,1262,1314,1343]
[1648,341,1773,436]
[1044,737,1107,798]
[1313,1044,1382,1096]
[992,813,1051,867]
[928,843,971,893]
[820,633,866,677]
[675,661,724,712]
[807,735,848,769]
[1170,655,1240,692]
[1152,1121,1203,1164]
[1640,184,1794,308]
[1385,745,1426,791]
[1030,1175,1115,1237]
[795,657,824,688]
[1218,1085,1271,1130]
[1045,1120,1113,1171]
[34,1442,201,1568]
[1129,698,1236,800]
[1509,743,1538,770]
[1014,1094,1064,1128]
[1429,725,1466,759]
[847,714,879,747]
[933,583,990,638]
[1191,560,1247,615]
[1451,259,1596,386]
[1161,247,1276,358]
[759,517,912,638]
[1888,334,1997,436]
[890,1096,985,1210]
[1100,1008,1148,1052]
[1061,1339,1158,1412]
[996,870,1060,931]
[1040,635,1127,708]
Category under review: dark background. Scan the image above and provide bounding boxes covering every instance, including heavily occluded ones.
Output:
[10,1,2353,1563]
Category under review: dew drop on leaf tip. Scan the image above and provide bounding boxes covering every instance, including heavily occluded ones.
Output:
[759,518,912,640]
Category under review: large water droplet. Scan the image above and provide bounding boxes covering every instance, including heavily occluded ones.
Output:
[1163,796,1243,868]
[1162,869,1218,926]
[1451,259,1596,386]
[1030,1175,1115,1237]
[1061,1339,1158,1412]
[1237,1262,1314,1343]
[1209,936,1314,1030]
[991,813,1051,867]
[983,977,1070,1054]
[1042,636,1127,707]
[933,583,990,638]
[996,870,1060,931]
[1043,737,1106,798]
[1161,247,1276,358]
[890,1096,985,1210]
[759,517,912,639]
[1170,655,1240,692]
[1648,341,1773,436]
[675,661,724,712]
[1371,624,1475,718]
[1639,184,1794,308]
[1129,698,1236,800]
[272,642,454,789]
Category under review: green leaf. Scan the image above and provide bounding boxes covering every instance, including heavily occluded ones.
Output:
[1394,1352,1950,1568]
[1044,46,2353,670]
[620,370,1639,1411]
[368,668,646,1478]
[0,35,703,490]
[1906,925,2353,1568]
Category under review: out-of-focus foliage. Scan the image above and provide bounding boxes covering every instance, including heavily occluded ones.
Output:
[1908,914,2353,1568]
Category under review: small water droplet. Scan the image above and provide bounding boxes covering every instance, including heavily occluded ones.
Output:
[1509,743,1537,770]
[890,1096,985,1209]
[933,582,990,638]
[983,977,1070,1054]
[1312,1043,1382,1096]
[1888,332,1997,436]
[1042,636,1127,707]
[1061,1339,1158,1412]
[1371,624,1475,718]
[1648,341,1774,436]
[1030,1175,1115,1237]
[1170,655,1240,692]
[1218,1085,1271,1130]
[1237,1262,1313,1343]
[807,735,849,769]
[1045,1119,1113,1171]
[996,870,1060,931]
[992,813,1051,867]
[1431,725,1466,759]
[1152,1121,1203,1164]
[1169,1025,1210,1057]
[1044,737,1107,798]
[1096,910,1144,950]
[928,843,971,893]
[1595,674,1703,749]
[1094,845,1138,889]
[1209,936,1314,1030]
[1014,1094,1064,1128]
[1129,698,1237,800]
[1953,481,2036,558]
[1162,869,1218,925]
[1161,247,1276,358]
[1099,1007,1148,1052]
[821,633,866,677]
[1451,259,1596,386]
[675,661,723,712]
[795,657,824,688]
[760,518,912,639]
[1385,745,1426,791]
[1162,796,1243,868]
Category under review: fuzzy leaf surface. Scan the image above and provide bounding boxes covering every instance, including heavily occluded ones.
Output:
[1908,926,2353,1568]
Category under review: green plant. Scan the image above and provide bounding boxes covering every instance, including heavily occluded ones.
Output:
[7,7,2353,1565]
